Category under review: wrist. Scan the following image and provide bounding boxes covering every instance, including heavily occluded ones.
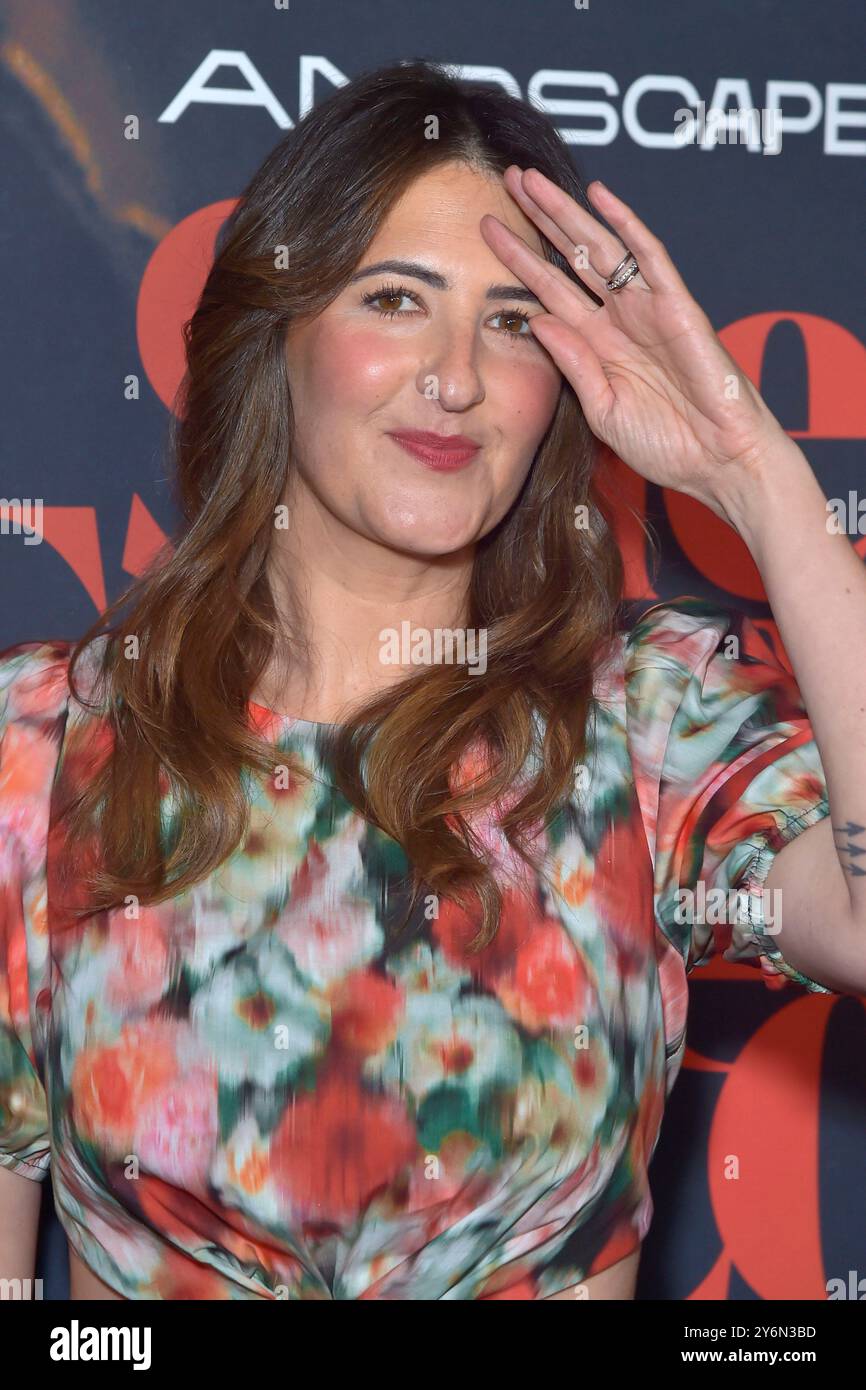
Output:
[712,439,823,554]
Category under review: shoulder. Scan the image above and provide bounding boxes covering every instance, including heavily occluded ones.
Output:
[0,638,76,724]
[593,595,743,708]
[593,597,764,789]
[0,636,109,870]
[623,596,743,676]
[0,634,110,723]
[0,641,74,868]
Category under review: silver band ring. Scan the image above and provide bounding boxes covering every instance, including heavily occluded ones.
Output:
[604,250,640,293]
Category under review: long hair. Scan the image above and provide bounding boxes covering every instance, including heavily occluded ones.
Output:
[58,58,637,947]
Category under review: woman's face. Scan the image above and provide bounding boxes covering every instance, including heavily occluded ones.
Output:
[282,160,563,559]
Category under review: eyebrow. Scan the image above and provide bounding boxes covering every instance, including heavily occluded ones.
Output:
[347,258,543,305]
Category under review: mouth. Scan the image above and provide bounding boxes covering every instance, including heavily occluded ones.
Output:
[386,429,481,473]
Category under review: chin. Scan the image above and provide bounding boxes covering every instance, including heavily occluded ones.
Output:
[380,527,477,559]
[370,504,483,556]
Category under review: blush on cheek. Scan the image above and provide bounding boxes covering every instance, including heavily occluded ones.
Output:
[508,361,562,437]
[312,327,406,407]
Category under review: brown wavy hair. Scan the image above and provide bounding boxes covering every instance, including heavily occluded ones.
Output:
[58,58,638,948]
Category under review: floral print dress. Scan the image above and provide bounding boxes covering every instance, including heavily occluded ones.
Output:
[0,597,835,1299]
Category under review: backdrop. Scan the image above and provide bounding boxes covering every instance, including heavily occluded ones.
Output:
[2,0,864,1301]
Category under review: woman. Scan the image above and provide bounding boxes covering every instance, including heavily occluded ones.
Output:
[0,59,863,1302]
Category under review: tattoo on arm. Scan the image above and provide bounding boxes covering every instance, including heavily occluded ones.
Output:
[833,821,866,877]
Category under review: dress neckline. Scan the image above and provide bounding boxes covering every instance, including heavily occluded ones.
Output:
[247,698,342,733]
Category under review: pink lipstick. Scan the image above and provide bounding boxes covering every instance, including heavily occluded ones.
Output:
[387,429,481,472]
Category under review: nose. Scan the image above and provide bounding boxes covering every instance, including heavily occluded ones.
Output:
[416,323,486,411]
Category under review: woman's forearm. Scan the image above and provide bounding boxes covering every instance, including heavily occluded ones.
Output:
[718,439,866,924]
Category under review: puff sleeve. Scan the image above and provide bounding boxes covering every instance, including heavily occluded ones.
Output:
[0,641,70,1181]
[626,598,835,995]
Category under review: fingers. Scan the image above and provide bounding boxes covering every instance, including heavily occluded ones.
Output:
[508,166,676,297]
[479,213,601,320]
[585,180,685,296]
[528,315,614,427]
[758,955,790,989]
[500,167,599,288]
[505,166,635,293]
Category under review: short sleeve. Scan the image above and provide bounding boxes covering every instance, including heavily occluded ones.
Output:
[0,640,71,1181]
[625,598,835,995]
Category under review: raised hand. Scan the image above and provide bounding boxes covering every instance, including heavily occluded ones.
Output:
[480,167,794,526]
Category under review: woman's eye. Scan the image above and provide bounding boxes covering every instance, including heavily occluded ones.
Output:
[361,284,534,340]
[362,285,419,318]
[493,310,532,338]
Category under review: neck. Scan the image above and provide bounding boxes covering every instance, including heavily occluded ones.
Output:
[255,476,475,722]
